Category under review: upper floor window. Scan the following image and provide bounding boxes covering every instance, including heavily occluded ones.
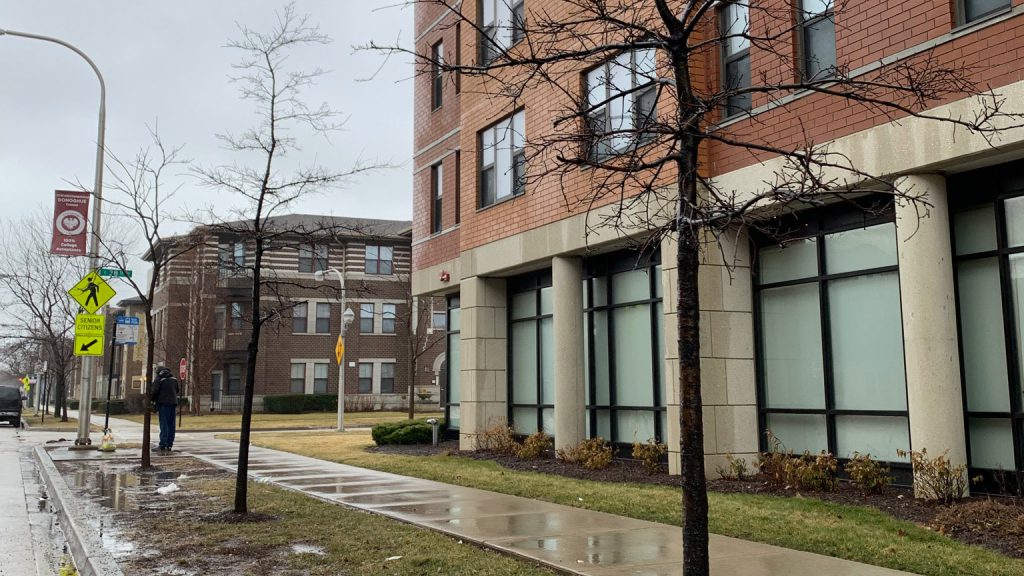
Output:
[432,311,447,330]
[585,49,657,160]
[298,244,328,273]
[213,305,226,341]
[432,41,444,110]
[479,110,525,207]
[315,302,331,334]
[799,0,836,81]
[219,240,246,277]
[959,0,1010,24]
[360,303,375,334]
[480,0,525,65]
[382,303,397,334]
[230,302,244,331]
[365,245,394,275]
[292,302,309,333]
[432,163,444,234]
[720,0,751,117]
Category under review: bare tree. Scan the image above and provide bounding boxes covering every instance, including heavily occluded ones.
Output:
[373,1,1024,573]
[0,210,88,423]
[194,4,378,515]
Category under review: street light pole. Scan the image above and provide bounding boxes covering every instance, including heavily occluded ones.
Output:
[315,267,354,432]
[0,29,106,446]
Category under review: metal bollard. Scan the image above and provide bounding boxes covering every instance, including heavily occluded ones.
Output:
[427,418,439,447]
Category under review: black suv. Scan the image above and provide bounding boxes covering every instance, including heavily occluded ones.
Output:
[0,386,22,427]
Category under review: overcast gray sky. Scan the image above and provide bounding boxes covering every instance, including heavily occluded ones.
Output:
[0,1,415,237]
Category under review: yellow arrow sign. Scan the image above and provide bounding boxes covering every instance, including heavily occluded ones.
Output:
[68,270,116,314]
[74,313,106,357]
[335,335,345,366]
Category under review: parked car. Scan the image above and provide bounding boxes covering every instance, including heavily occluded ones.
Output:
[0,385,22,427]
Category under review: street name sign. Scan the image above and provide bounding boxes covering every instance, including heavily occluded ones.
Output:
[74,314,105,357]
[68,270,116,314]
[115,316,140,345]
[99,268,132,279]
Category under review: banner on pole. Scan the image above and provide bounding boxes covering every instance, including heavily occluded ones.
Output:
[50,190,90,256]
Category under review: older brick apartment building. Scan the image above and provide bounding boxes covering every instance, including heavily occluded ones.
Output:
[104,215,445,413]
[413,0,1024,492]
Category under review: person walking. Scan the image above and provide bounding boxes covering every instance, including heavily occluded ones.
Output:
[151,366,180,452]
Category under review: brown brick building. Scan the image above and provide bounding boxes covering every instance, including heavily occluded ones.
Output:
[413,0,1024,491]
[129,215,444,413]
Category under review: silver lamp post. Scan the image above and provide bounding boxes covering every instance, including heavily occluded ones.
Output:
[0,29,106,446]
[314,267,354,432]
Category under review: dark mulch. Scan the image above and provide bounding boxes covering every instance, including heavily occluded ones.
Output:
[372,441,1024,559]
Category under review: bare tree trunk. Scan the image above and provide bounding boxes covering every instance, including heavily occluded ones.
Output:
[235,239,264,515]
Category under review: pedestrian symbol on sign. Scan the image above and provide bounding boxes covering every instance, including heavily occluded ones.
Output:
[81,276,100,308]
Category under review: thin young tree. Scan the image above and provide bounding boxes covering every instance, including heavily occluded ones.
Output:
[194,4,377,515]
[375,1,1024,573]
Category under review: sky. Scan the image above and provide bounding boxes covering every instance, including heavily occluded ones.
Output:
[0,1,416,239]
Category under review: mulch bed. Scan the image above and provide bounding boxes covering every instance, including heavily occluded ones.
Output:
[371,441,1024,560]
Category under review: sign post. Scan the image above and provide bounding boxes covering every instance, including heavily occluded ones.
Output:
[178,358,187,427]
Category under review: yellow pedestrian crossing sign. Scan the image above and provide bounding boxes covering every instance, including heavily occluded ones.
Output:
[68,270,116,314]
[74,313,106,357]
[335,335,345,365]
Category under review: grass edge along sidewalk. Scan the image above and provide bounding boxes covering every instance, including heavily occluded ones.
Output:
[120,411,442,431]
[237,430,1022,576]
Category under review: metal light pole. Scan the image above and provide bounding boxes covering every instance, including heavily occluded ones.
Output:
[314,267,354,432]
[0,29,106,446]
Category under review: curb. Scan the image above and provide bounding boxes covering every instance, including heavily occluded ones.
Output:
[32,446,125,576]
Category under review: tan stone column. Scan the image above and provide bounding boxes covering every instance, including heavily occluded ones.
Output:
[552,256,585,451]
[458,276,508,451]
[896,174,968,472]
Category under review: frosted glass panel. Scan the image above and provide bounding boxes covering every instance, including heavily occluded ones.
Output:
[615,410,655,443]
[542,409,555,435]
[593,311,610,404]
[758,239,817,284]
[954,204,997,255]
[970,418,1015,470]
[656,302,665,405]
[448,405,460,429]
[1006,197,1024,247]
[595,410,612,440]
[512,322,538,404]
[511,292,535,319]
[957,258,1010,412]
[654,265,664,298]
[612,269,651,303]
[835,415,910,462]
[513,407,538,435]
[765,413,827,454]
[613,305,655,406]
[1013,255,1024,402]
[448,333,461,402]
[829,273,907,410]
[540,287,553,315]
[449,307,461,331]
[540,318,554,403]
[591,277,608,307]
[825,223,897,274]
[760,284,825,409]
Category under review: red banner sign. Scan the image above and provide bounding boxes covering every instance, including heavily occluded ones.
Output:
[50,190,90,256]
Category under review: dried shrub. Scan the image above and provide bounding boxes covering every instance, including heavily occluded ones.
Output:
[631,438,667,474]
[478,422,519,455]
[758,431,837,492]
[931,499,1024,538]
[716,454,751,481]
[516,431,553,459]
[897,448,979,503]
[557,437,614,469]
[844,452,893,495]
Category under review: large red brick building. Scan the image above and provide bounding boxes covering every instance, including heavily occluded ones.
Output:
[413,0,1024,492]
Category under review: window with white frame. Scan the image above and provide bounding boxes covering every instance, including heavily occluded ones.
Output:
[799,0,836,81]
[315,303,331,334]
[480,0,525,65]
[290,363,305,394]
[479,110,525,207]
[585,49,657,160]
[358,363,373,393]
[381,363,396,393]
[292,302,308,333]
[298,244,328,273]
[382,304,397,334]
[720,0,750,117]
[364,245,394,275]
[313,363,329,394]
[359,303,375,334]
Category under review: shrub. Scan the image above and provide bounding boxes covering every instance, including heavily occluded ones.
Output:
[477,422,519,455]
[631,438,667,474]
[264,394,307,414]
[897,448,979,503]
[716,454,751,481]
[371,419,439,445]
[557,437,614,470]
[844,452,893,495]
[125,395,148,413]
[516,431,553,459]
[104,399,128,415]
[302,394,336,412]
[759,431,837,491]
[67,400,100,411]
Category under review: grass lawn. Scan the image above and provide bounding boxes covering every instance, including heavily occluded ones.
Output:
[242,430,1023,576]
[22,412,83,431]
[119,410,442,431]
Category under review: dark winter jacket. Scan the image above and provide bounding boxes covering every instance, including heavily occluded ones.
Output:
[151,375,180,406]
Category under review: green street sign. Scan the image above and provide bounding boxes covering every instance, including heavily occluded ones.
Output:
[99,268,132,279]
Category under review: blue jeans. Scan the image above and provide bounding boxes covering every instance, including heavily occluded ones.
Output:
[157,404,176,449]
